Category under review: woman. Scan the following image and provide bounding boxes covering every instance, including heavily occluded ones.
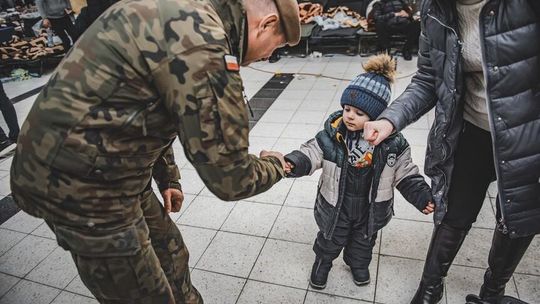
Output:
[364,0,540,303]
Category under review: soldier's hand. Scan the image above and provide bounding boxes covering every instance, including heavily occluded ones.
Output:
[260,150,287,172]
[363,119,395,146]
[161,188,184,213]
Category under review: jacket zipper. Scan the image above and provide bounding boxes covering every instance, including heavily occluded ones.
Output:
[328,138,349,238]
[426,12,463,220]
[119,101,156,136]
[478,3,508,234]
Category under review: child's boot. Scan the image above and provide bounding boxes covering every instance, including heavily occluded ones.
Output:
[309,257,332,290]
[351,268,370,285]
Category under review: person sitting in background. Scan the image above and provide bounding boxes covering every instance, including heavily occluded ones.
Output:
[373,0,420,60]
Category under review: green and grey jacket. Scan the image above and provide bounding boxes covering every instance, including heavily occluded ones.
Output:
[285,111,432,240]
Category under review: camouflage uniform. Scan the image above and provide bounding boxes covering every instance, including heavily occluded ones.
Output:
[10,0,284,302]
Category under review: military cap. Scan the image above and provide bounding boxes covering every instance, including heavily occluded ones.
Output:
[274,0,301,46]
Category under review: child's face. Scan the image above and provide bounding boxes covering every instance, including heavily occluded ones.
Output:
[343,105,371,132]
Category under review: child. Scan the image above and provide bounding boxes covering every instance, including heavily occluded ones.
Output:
[284,54,435,289]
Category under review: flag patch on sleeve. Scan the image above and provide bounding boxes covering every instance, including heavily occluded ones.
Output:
[224,55,240,72]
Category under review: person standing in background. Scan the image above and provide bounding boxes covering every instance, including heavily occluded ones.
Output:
[36,0,79,51]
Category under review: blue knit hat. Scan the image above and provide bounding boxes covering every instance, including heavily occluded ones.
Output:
[341,54,396,120]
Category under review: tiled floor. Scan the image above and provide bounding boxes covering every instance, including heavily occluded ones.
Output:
[0,55,538,304]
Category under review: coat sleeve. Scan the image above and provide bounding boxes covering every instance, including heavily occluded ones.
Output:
[284,137,324,177]
[152,145,182,192]
[393,145,433,212]
[151,45,284,201]
[378,11,438,132]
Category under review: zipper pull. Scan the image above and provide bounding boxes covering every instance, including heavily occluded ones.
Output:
[242,87,254,118]
[498,217,508,234]
[142,117,147,136]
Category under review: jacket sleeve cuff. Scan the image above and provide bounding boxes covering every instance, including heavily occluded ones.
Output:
[379,110,407,133]
[158,181,182,192]
[284,150,312,177]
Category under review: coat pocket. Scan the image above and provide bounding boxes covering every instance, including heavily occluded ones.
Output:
[53,218,150,257]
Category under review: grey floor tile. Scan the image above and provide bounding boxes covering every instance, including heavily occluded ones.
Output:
[376,256,436,304]
[401,129,430,147]
[392,192,434,223]
[236,280,305,304]
[272,138,309,155]
[291,110,327,125]
[178,169,206,195]
[0,280,60,304]
[515,236,540,276]
[65,276,93,298]
[250,239,312,289]
[472,198,496,230]
[298,98,333,113]
[0,273,19,298]
[279,89,311,100]
[304,90,338,102]
[0,235,57,277]
[297,169,322,183]
[487,182,498,198]
[178,197,235,230]
[445,265,518,304]
[404,116,430,131]
[454,228,493,268]
[269,98,303,111]
[304,291,371,304]
[222,201,281,237]
[30,222,55,239]
[284,180,318,209]
[313,79,341,91]
[380,218,433,260]
[259,110,295,124]
[269,206,318,244]
[191,269,245,304]
[177,224,217,267]
[409,145,427,166]
[0,228,26,256]
[161,193,196,223]
[248,137,279,156]
[26,246,78,289]
[250,122,288,138]
[197,231,265,278]
[50,291,98,304]
[514,273,540,303]
[281,123,321,140]
[308,255,378,302]
[0,211,43,234]
[241,179,294,205]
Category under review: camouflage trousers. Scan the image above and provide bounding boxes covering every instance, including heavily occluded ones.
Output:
[48,191,203,304]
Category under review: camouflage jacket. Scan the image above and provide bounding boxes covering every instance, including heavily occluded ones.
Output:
[11,0,284,228]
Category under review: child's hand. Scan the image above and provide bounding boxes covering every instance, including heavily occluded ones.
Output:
[422,202,435,215]
[284,161,295,174]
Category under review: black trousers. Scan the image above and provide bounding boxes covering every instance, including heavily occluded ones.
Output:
[50,15,79,52]
[0,82,19,142]
[376,20,421,52]
[443,121,497,230]
[313,192,375,269]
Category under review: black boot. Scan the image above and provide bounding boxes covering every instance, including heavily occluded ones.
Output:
[309,257,332,290]
[466,228,534,302]
[351,268,370,286]
[410,223,469,304]
[465,294,528,304]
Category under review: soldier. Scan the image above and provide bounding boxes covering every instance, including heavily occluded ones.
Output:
[10,0,300,303]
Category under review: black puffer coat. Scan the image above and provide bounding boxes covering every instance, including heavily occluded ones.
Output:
[379,0,540,238]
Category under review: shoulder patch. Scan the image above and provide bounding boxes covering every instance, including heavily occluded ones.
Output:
[387,153,397,167]
[224,55,239,72]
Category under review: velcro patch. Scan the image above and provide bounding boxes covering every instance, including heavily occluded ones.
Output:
[224,55,240,72]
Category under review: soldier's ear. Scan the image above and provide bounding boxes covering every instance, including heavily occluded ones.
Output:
[258,13,280,36]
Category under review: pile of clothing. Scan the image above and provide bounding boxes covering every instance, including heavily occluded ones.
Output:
[0,30,63,61]
[298,3,368,31]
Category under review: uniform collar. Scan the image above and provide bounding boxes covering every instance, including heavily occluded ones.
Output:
[209,0,246,63]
